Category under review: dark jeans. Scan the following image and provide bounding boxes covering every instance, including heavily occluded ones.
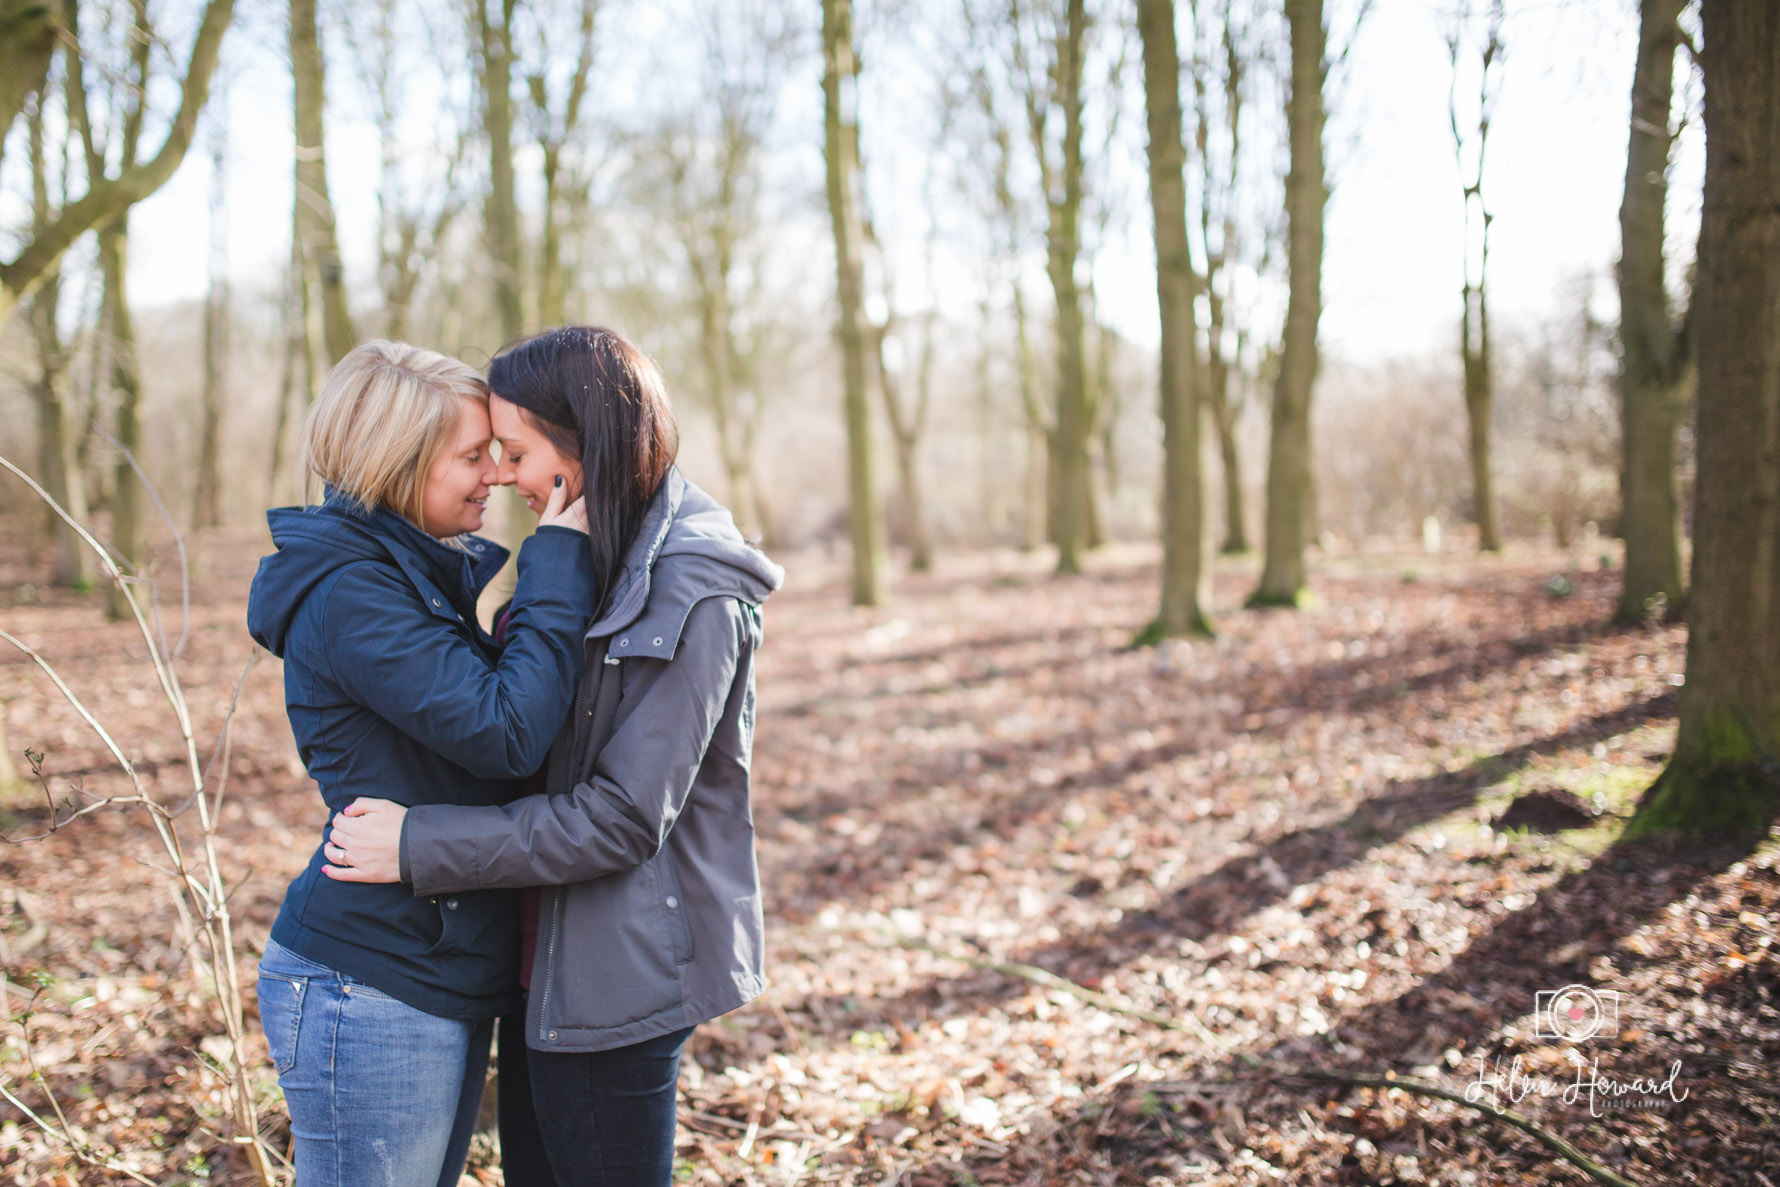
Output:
[497,1011,693,1187]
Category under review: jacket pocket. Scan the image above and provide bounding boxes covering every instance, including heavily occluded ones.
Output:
[422,895,468,957]
[255,969,305,1074]
[655,848,695,966]
[553,869,683,1030]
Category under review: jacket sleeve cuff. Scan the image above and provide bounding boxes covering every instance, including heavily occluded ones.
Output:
[398,817,412,885]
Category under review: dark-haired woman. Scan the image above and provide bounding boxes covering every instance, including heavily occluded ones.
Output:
[324,326,782,1187]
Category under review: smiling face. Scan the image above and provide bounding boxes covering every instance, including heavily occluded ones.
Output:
[490,394,583,516]
[417,399,498,537]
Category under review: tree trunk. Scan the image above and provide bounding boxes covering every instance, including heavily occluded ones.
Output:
[1211,350,1247,553]
[0,0,58,174]
[2,0,234,330]
[699,281,760,537]
[99,220,143,623]
[1137,0,1211,639]
[1047,0,1091,576]
[1630,0,1780,845]
[290,0,352,365]
[193,109,227,530]
[1462,283,1499,551]
[481,0,523,342]
[874,322,934,574]
[25,89,91,587]
[1617,0,1689,622]
[528,0,597,327]
[1253,0,1323,607]
[822,0,885,606]
[1023,422,1047,552]
[1450,4,1504,553]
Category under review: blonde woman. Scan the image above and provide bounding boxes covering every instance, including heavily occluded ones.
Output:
[246,340,591,1187]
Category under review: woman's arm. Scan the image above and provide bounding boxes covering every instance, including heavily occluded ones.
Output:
[331,596,749,891]
[322,523,595,781]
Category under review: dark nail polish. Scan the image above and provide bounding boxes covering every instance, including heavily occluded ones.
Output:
[555,475,563,488]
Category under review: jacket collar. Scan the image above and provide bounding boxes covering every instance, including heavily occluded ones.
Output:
[585,469,685,638]
[322,489,508,611]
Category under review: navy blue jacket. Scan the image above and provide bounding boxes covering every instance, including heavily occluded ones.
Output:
[247,497,594,1018]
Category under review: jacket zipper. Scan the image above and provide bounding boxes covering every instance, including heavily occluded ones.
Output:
[538,637,605,1044]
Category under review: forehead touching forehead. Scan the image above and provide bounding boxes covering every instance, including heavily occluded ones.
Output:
[450,398,493,450]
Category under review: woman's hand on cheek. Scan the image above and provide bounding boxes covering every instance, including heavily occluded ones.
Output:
[538,475,588,534]
[321,798,408,883]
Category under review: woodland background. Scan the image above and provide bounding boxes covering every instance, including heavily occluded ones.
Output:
[2,0,1777,1184]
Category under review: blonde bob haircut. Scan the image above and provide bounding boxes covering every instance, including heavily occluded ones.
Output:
[303,340,489,527]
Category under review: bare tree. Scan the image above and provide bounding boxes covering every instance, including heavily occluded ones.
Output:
[642,0,797,540]
[1616,0,1691,622]
[520,0,600,325]
[1136,0,1211,638]
[1446,0,1504,552]
[0,0,58,170]
[478,0,523,342]
[954,4,1048,550]
[1191,0,1268,555]
[822,0,886,605]
[1015,0,1094,575]
[1630,0,1780,845]
[344,0,474,342]
[23,78,92,587]
[60,0,154,621]
[0,0,235,328]
[291,0,354,365]
[1251,0,1324,605]
[193,90,228,530]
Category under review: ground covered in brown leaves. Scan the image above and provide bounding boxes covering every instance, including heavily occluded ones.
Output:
[1,526,1775,1186]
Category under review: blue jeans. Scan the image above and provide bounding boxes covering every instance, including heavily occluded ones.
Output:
[496,1010,693,1187]
[257,939,493,1187]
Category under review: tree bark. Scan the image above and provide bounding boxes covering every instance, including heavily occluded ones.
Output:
[0,0,58,175]
[874,319,935,573]
[290,0,352,365]
[1630,0,1780,845]
[25,86,91,587]
[822,0,885,605]
[193,107,228,530]
[1616,0,1689,622]
[527,0,597,326]
[1253,0,1323,606]
[1,0,234,328]
[1450,3,1504,553]
[1137,0,1211,638]
[480,0,523,342]
[99,219,143,623]
[1046,0,1092,576]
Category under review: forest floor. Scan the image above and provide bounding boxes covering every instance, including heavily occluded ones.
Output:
[0,523,1775,1187]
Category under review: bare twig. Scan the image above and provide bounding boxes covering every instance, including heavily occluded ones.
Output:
[0,452,278,1184]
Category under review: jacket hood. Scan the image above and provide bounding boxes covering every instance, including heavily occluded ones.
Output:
[589,469,783,639]
[248,497,508,657]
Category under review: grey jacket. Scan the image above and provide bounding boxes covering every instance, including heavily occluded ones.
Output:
[403,471,783,1051]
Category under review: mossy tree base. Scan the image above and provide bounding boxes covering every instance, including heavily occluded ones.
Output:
[1130,613,1215,649]
[1627,751,1780,848]
[1246,586,1308,610]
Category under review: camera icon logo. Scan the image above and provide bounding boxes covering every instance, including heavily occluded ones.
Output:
[1534,984,1619,1043]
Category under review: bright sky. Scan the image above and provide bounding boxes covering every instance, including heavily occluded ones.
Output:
[97,0,1700,368]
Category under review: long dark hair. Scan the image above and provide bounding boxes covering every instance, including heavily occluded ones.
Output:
[488,326,679,609]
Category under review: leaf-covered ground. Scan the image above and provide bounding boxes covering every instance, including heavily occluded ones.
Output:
[1,526,1775,1186]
